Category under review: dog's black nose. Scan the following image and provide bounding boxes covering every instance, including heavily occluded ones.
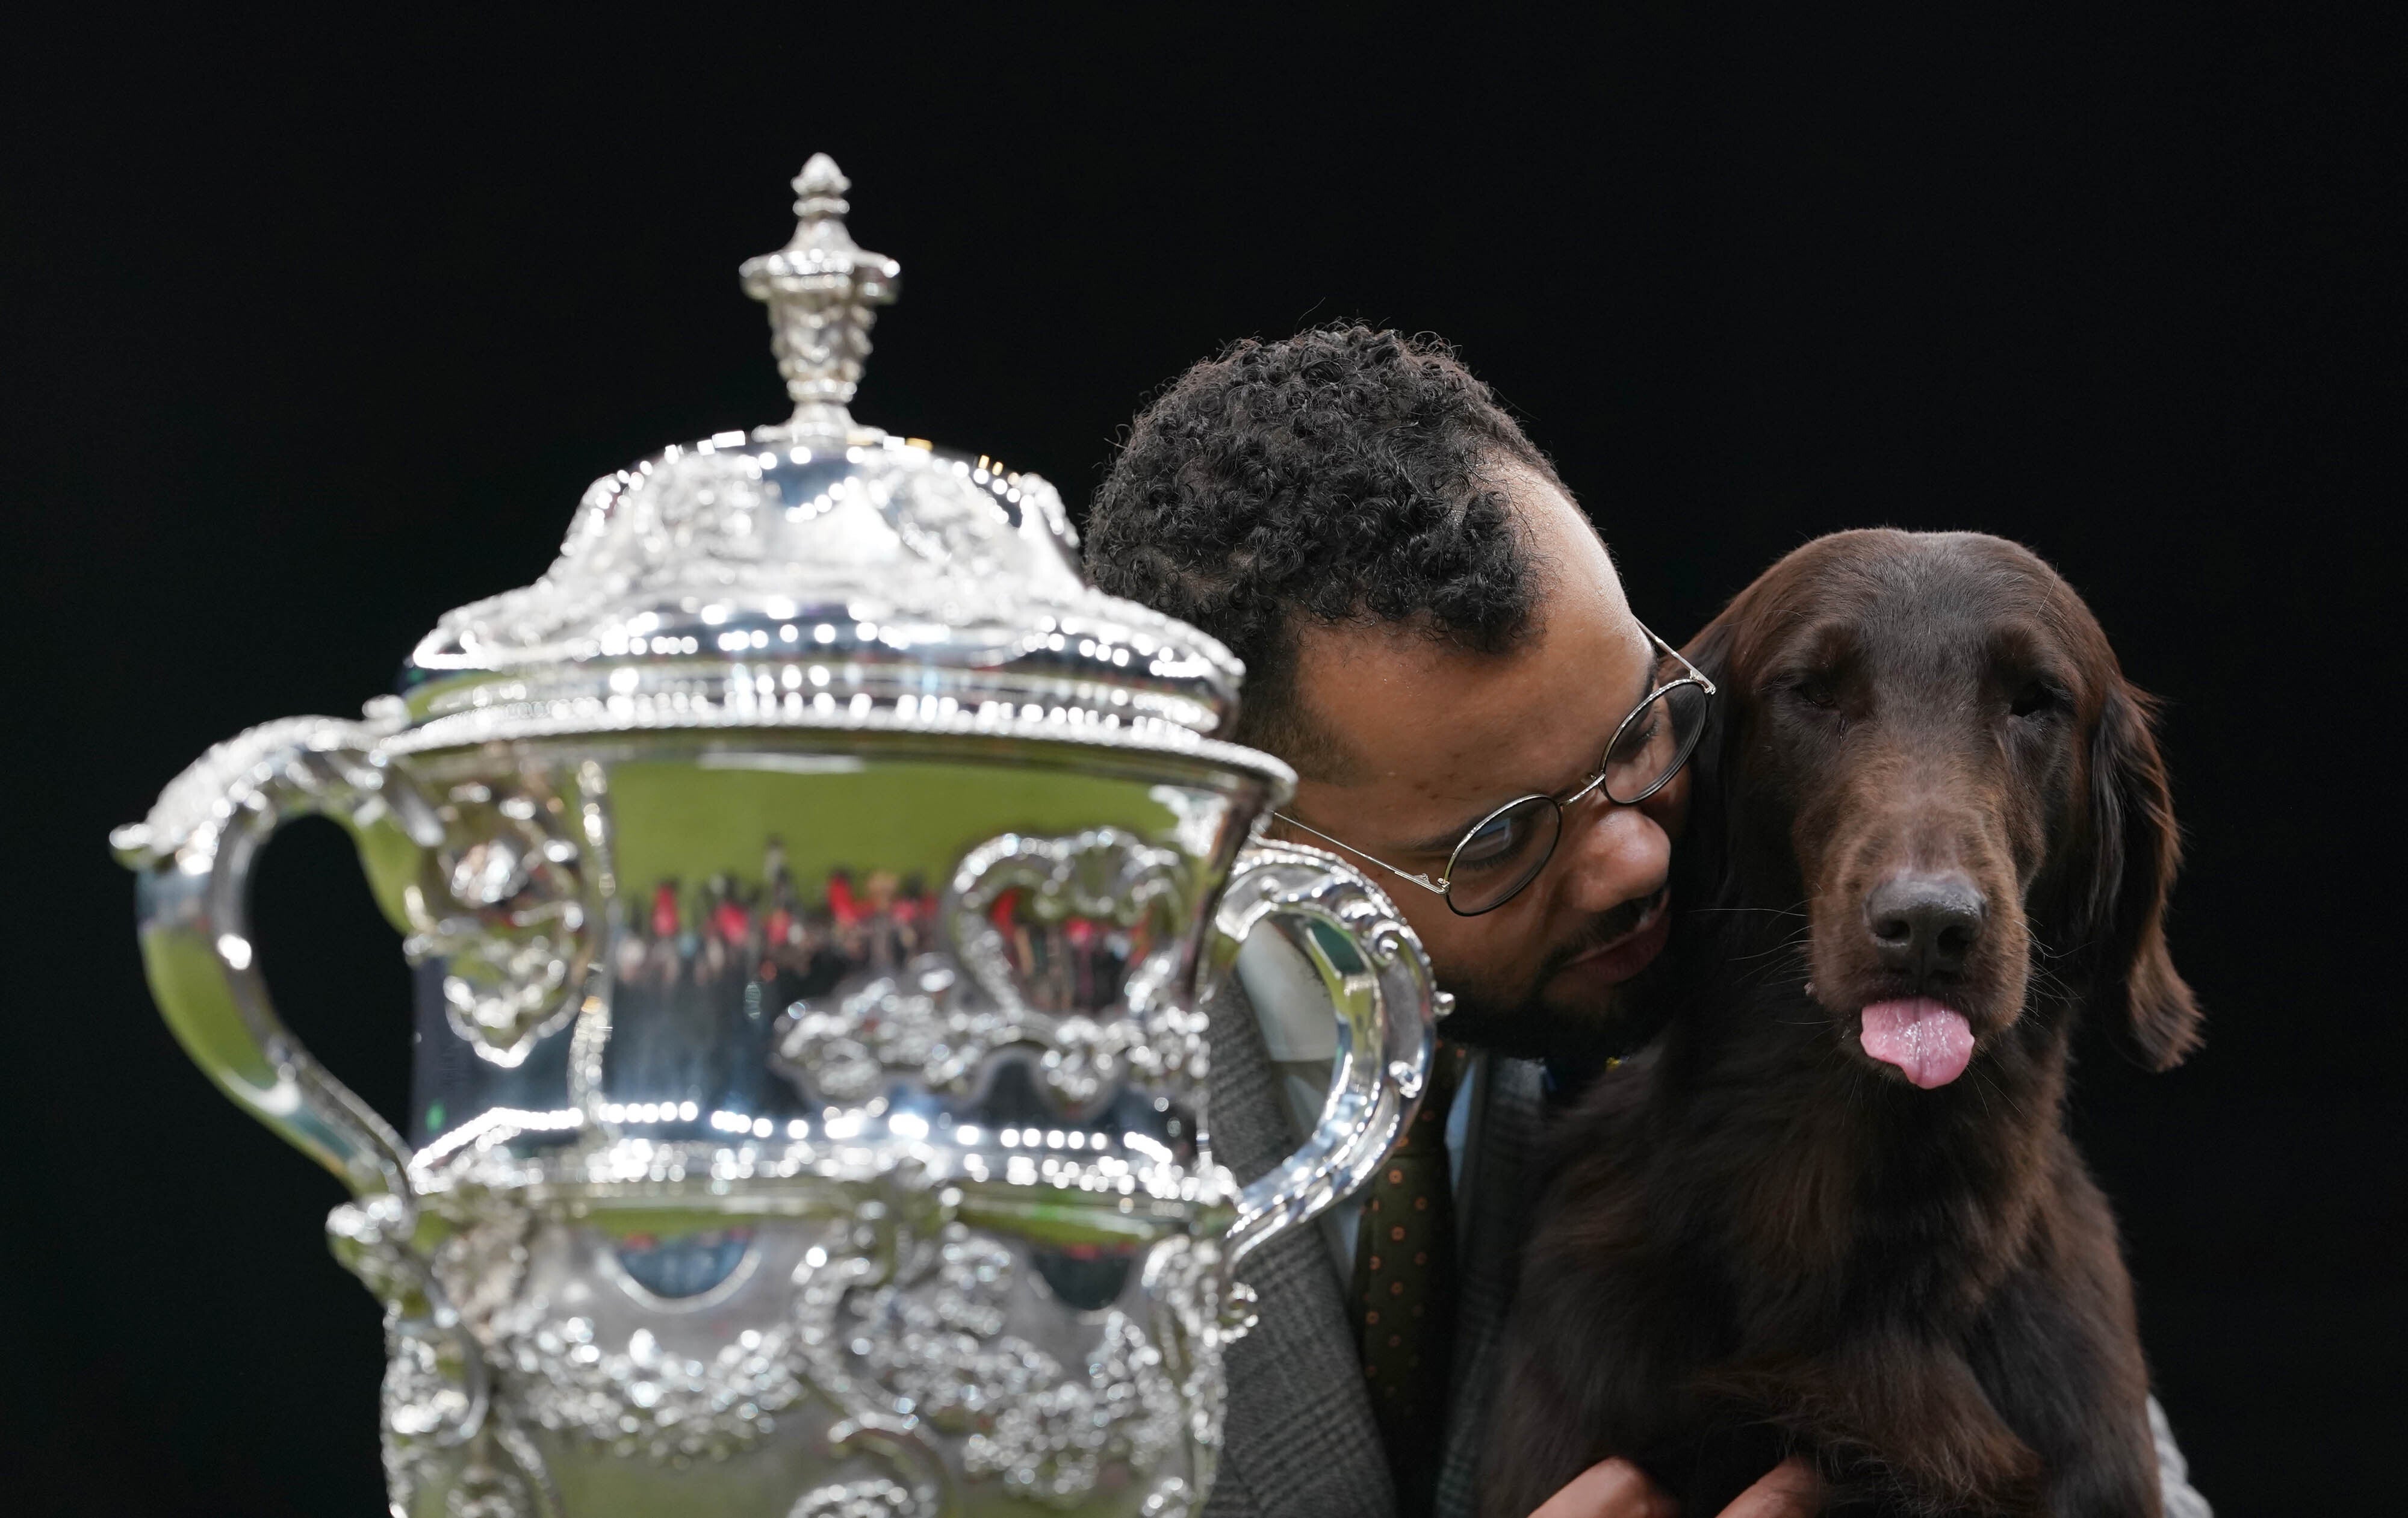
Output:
[1866,873,1985,979]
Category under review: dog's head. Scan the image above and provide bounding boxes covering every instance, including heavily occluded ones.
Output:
[1680,529,2199,1085]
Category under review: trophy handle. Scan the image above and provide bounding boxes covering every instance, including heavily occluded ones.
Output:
[1209,839,1447,1269]
[113,711,439,1201]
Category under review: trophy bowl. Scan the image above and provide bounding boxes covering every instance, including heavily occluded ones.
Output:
[113,156,1441,1518]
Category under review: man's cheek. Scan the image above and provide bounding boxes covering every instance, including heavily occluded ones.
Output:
[1387,893,1467,970]
[1417,929,1491,1002]
[1640,768,1692,844]
[1419,931,1525,1012]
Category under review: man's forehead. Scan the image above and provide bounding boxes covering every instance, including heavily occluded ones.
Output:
[1289,488,1649,827]
[1506,466,1630,624]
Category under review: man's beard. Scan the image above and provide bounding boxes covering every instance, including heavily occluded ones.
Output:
[1435,888,1674,1062]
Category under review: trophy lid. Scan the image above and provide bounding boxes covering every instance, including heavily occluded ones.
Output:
[393,156,1258,768]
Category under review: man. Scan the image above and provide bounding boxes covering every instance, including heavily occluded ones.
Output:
[1083,327,2208,1518]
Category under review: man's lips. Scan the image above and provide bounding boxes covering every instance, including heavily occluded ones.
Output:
[1553,888,1672,987]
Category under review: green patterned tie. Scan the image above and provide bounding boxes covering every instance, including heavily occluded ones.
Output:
[1350,1039,1471,1516]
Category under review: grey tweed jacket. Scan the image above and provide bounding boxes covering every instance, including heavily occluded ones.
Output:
[1199,973,1544,1518]
[1194,975,2212,1518]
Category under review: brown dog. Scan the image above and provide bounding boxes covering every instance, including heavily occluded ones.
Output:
[1482,530,2199,1517]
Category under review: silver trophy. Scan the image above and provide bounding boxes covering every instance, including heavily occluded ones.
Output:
[114,156,1440,1518]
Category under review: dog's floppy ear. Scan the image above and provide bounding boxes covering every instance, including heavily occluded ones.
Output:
[2084,680,2200,1070]
[1680,614,1740,696]
[1669,617,1741,899]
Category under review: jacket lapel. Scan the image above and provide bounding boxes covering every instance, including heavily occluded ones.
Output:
[1200,973,1397,1518]
[1435,1056,1547,1518]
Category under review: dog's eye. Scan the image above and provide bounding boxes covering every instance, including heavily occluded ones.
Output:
[1789,675,1838,710]
[2008,680,2062,718]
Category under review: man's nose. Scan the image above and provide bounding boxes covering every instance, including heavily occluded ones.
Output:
[1864,872,1985,981]
[1556,792,1670,914]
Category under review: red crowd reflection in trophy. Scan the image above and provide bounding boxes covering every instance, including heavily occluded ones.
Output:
[600,835,1157,1129]
[976,886,1146,1020]
[605,838,937,1120]
[616,839,943,1004]
[409,832,1173,1148]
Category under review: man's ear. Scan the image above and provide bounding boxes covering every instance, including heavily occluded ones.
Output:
[2084,681,2202,1070]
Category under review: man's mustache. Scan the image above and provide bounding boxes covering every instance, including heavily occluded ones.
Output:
[1432,885,1673,1062]
[1534,885,1668,982]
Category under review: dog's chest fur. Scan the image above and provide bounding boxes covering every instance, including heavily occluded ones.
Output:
[1659,982,2067,1334]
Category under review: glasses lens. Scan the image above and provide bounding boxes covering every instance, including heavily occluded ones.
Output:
[1602,680,1711,805]
[1445,795,1562,915]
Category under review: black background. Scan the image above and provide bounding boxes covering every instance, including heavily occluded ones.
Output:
[4,10,2399,1514]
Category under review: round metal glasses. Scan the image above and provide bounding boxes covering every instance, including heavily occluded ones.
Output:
[1275,622,1715,916]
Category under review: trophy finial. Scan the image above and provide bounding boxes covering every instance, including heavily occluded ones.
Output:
[791,152,850,218]
[741,153,901,442]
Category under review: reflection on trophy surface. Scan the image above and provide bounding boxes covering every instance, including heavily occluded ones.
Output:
[113,156,1441,1517]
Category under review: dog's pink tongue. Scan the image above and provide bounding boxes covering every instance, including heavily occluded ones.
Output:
[1859,998,1975,1089]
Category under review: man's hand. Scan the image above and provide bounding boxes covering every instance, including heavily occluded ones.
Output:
[1529,1455,1822,1518]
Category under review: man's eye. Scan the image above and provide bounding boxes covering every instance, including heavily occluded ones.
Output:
[1454,813,1521,868]
[1606,712,1662,767]
[1451,801,1550,874]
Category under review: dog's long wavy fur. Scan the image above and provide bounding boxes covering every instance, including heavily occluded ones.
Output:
[1481,531,2199,1518]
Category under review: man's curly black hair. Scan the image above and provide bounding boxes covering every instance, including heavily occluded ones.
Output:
[1085,325,1566,778]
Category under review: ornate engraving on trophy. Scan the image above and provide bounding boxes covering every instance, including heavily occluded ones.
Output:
[786,1478,925,1518]
[503,1304,811,1465]
[402,773,596,1065]
[430,1193,1226,1516]
[813,1221,1182,1506]
[329,1195,562,1518]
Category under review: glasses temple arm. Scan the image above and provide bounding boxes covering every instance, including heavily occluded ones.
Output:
[1640,619,1717,695]
[1267,813,1450,897]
